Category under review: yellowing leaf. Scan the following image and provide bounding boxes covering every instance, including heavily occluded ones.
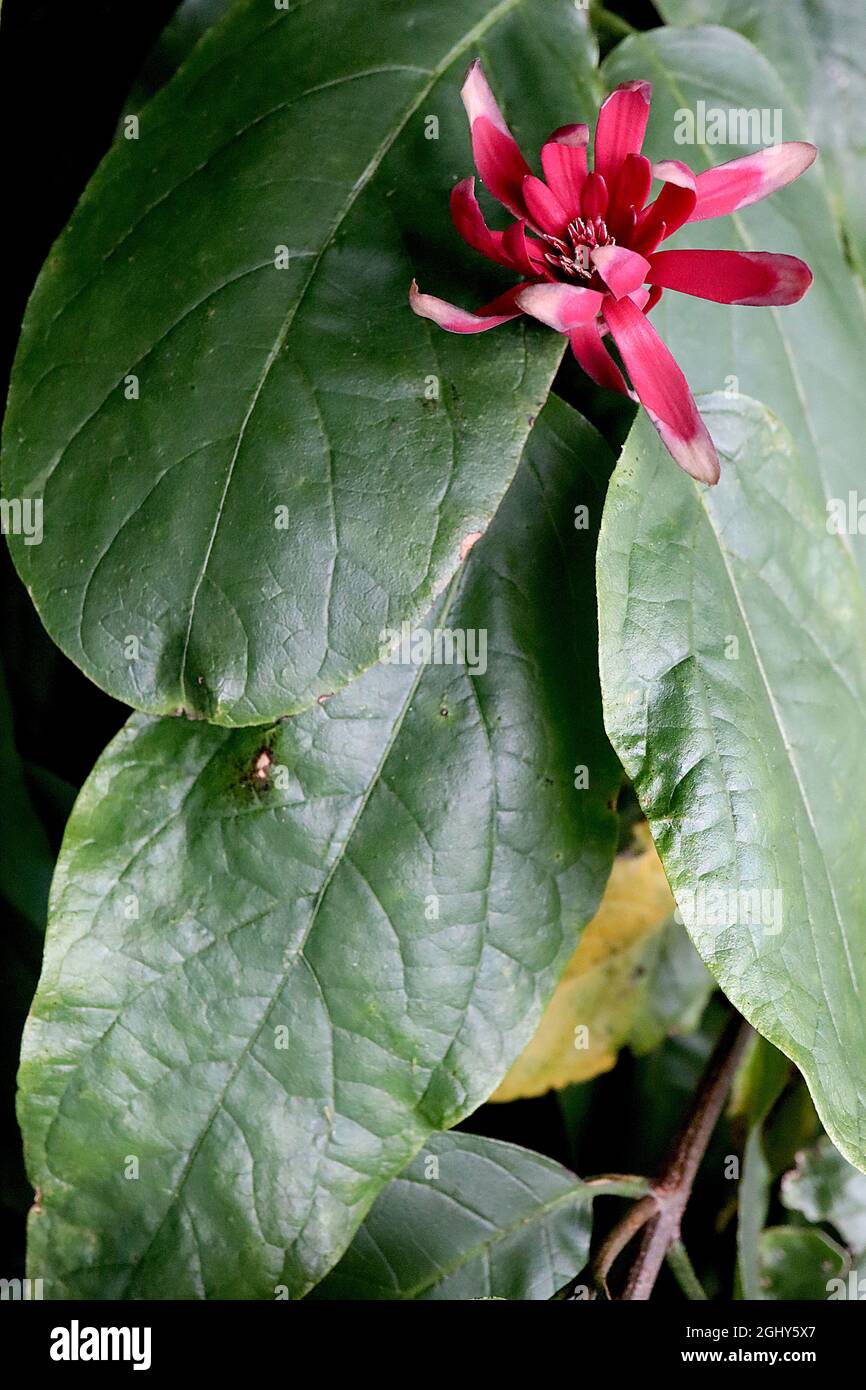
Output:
[493,823,710,1100]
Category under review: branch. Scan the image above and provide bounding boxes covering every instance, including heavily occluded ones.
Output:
[555,1012,753,1301]
[587,1194,658,1298]
[551,1177,653,1299]
[621,1014,753,1300]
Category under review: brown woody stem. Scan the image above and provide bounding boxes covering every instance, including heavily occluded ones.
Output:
[621,1013,753,1300]
[556,1013,753,1301]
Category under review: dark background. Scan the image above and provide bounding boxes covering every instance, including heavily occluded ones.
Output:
[2,0,738,1298]
[1,0,185,1281]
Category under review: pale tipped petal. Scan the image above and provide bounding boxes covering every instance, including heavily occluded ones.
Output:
[651,159,697,189]
[409,280,523,333]
[603,295,719,484]
[461,60,532,217]
[591,244,650,299]
[690,142,817,222]
[461,58,512,135]
[647,249,813,305]
[516,282,605,331]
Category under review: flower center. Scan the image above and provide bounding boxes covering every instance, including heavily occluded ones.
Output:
[542,217,614,280]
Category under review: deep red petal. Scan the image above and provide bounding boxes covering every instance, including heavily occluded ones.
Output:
[501,220,549,277]
[607,152,653,240]
[409,280,523,333]
[522,174,570,237]
[689,143,817,222]
[597,285,660,338]
[450,178,512,267]
[632,161,697,256]
[569,321,632,395]
[581,171,609,221]
[593,80,652,188]
[541,125,589,220]
[469,117,533,218]
[516,282,605,331]
[646,249,813,305]
[603,296,719,483]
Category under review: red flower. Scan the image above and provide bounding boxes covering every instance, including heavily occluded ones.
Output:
[410,63,816,484]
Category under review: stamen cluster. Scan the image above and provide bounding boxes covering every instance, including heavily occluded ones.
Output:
[543,217,613,279]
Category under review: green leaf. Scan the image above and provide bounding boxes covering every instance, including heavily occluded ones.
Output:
[782,1136,866,1255]
[654,0,866,284]
[597,394,866,1174]
[603,24,866,591]
[757,1226,848,1300]
[3,0,600,725]
[310,1132,594,1300]
[18,396,621,1298]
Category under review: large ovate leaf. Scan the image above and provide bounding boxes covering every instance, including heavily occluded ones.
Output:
[3,0,600,725]
[18,396,621,1298]
[492,821,711,1100]
[603,25,866,591]
[597,395,866,1173]
[655,0,866,283]
[311,1132,597,1300]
